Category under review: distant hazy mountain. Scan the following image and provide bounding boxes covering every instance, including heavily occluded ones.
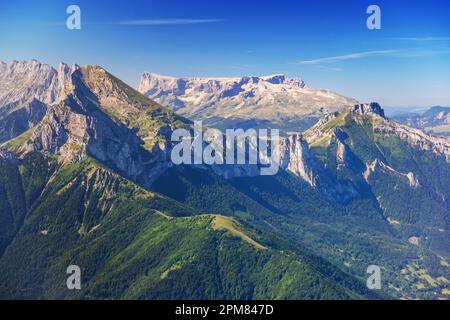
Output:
[138,72,358,132]
[1,60,449,300]
[392,106,450,137]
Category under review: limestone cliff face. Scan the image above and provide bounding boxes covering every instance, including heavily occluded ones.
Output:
[138,72,358,132]
[0,61,79,143]
[280,133,361,202]
[351,102,386,118]
[352,103,450,161]
[205,132,321,181]
[25,98,88,162]
[0,99,47,143]
[306,103,450,163]
[300,104,450,210]
[364,159,420,188]
[374,121,450,161]
[17,65,177,188]
[0,60,73,107]
[200,131,321,183]
[279,134,317,187]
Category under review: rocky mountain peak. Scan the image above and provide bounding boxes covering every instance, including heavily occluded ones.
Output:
[351,102,386,118]
[0,60,81,107]
[261,74,305,87]
[0,61,191,189]
[305,101,450,164]
[138,71,357,132]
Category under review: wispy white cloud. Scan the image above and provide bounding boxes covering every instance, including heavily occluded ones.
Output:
[112,19,227,26]
[390,37,450,41]
[393,48,450,58]
[296,50,398,65]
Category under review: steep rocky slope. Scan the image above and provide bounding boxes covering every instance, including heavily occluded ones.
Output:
[0,99,47,143]
[0,60,73,106]
[2,62,191,188]
[302,103,450,256]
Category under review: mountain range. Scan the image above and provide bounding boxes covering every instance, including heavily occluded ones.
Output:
[0,60,449,300]
[392,106,450,137]
[138,72,358,133]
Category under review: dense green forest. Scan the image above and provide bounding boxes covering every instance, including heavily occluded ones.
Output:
[0,153,377,299]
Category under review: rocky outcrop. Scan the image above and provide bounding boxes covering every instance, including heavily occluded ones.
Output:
[280,134,317,186]
[278,133,360,202]
[307,103,450,162]
[24,99,88,162]
[16,65,174,188]
[0,60,74,107]
[197,131,320,184]
[374,120,450,161]
[364,159,420,188]
[0,99,47,143]
[351,102,386,118]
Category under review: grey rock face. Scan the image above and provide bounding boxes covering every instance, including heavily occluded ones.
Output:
[0,60,73,107]
[0,99,47,143]
[351,102,386,118]
[0,60,79,143]
[375,118,450,161]
[17,65,173,189]
[279,134,317,186]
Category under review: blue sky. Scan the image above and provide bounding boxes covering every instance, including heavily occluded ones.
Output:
[0,0,449,107]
